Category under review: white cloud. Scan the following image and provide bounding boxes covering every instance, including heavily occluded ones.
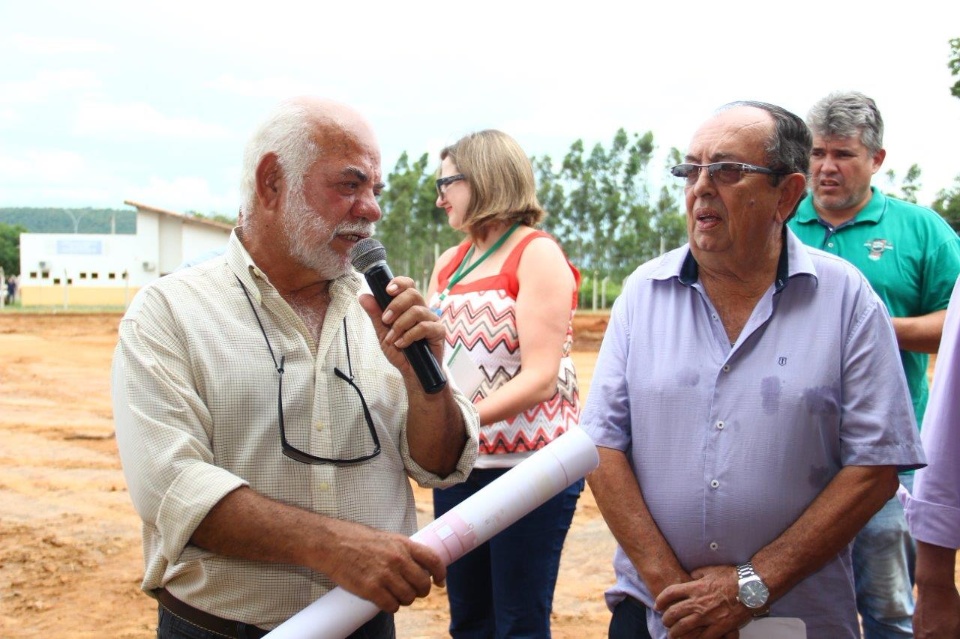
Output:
[207,74,323,99]
[0,150,235,211]
[73,100,231,138]
[2,0,958,212]
[0,149,120,206]
[0,108,17,128]
[129,176,236,213]
[0,149,90,183]
[12,34,114,54]
[0,69,101,104]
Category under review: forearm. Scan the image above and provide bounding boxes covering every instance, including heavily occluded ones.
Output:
[892,310,946,353]
[191,486,343,573]
[192,485,450,611]
[404,383,471,476]
[916,540,958,588]
[752,465,898,601]
[588,447,690,597]
[914,542,960,639]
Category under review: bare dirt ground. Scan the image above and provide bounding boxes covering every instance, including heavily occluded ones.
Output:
[5,312,954,638]
[0,312,614,639]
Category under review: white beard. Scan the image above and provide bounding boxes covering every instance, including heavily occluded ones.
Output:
[282,190,374,279]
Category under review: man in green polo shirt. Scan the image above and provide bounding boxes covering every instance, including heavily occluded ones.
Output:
[789,91,960,639]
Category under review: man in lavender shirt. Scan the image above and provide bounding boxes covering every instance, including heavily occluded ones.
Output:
[581,102,926,639]
[902,276,960,638]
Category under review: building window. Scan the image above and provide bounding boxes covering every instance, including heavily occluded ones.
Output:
[108,273,116,280]
[53,278,61,285]
[80,272,88,279]
[91,272,99,280]
[29,271,37,279]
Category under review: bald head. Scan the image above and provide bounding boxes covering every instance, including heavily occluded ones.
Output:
[712,101,812,178]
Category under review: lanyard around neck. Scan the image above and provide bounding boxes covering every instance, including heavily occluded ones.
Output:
[437,223,520,305]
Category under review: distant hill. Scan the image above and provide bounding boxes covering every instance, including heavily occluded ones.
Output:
[0,208,137,234]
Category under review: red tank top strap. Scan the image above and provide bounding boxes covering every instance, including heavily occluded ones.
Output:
[501,231,580,305]
[436,240,473,290]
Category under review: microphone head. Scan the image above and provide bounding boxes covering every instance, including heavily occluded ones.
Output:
[351,238,387,273]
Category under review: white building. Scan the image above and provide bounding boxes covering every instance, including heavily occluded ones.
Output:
[18,200,233,307]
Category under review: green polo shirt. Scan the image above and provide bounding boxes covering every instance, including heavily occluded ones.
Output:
[789,187,960,428]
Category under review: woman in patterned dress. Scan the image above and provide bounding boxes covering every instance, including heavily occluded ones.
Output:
[427,129,583,638]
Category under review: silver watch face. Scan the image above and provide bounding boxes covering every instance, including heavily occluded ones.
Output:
[739,578,769,608]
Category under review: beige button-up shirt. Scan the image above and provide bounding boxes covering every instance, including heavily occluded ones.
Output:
[113,232,479,628]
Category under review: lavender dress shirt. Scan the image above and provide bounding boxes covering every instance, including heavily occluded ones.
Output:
[903,276,960,549]
[582,229,925,639]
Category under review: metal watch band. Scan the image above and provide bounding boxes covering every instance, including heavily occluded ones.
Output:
[736,562,757,580]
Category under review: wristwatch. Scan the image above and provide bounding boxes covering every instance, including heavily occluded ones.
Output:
[736,562,770,612]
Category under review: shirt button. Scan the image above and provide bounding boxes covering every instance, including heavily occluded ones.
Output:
[319,482,329,491]
[709,542,719,551]
[710,479,720,489]
[722,365,731,373]
[315,421,325,431]
[717,421,725,430]
[827,242,835,248]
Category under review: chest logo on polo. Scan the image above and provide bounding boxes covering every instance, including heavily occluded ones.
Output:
[864,238,894,261]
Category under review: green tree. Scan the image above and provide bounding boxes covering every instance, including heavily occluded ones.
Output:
[553,130,656,281]
[949,37,960,99]
[932,175,960,232]
[0,208,136,234]
[187,210,238,226]
[534,155,569,242]
[0,222,27,276]
[647,148,687,260]
[882,164,922,204]
[377,152,459,289]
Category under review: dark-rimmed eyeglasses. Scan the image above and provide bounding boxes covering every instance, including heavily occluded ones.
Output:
[237,277,382,466]
[436,174,466,197]
[670,162,787,186]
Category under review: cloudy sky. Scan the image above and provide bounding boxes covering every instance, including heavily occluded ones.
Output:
[1,1,958,215]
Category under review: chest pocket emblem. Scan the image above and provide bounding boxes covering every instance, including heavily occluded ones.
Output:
[865,238,894,261]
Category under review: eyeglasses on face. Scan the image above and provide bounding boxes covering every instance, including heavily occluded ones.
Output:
[436,173,466,197]
[670,162,787,186]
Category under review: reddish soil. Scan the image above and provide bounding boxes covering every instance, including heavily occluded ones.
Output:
[0,312,614,638]
[3,311,951,638]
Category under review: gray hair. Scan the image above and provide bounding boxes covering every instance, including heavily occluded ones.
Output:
[806,91,884,154]
[239,100,320,216]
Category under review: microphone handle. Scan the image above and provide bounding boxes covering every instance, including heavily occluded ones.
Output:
[364,263,447,394]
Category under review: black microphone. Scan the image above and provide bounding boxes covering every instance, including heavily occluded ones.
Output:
[351,238,447,394]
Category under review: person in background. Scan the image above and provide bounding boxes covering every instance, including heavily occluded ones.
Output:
[112,96,479,639]
[6,274,17,305]
[427,129,583,638]
[788,91,960,638]
[582,101,925,638]
[902,276,960,639]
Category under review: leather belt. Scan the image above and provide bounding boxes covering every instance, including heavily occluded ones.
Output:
[154,588,269,639]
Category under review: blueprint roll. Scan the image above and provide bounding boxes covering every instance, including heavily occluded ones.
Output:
[264,427,599,639]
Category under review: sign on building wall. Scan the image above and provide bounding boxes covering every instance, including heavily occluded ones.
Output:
[56,239,104,255]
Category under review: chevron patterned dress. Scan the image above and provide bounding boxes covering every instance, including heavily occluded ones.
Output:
[431,231,581,461]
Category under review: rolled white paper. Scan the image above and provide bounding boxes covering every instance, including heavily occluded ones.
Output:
[264,427,599,639]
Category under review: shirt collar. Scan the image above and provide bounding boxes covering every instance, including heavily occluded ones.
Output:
[226,229,363,305]
[794,186,886,226]
[665,227,814,293]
